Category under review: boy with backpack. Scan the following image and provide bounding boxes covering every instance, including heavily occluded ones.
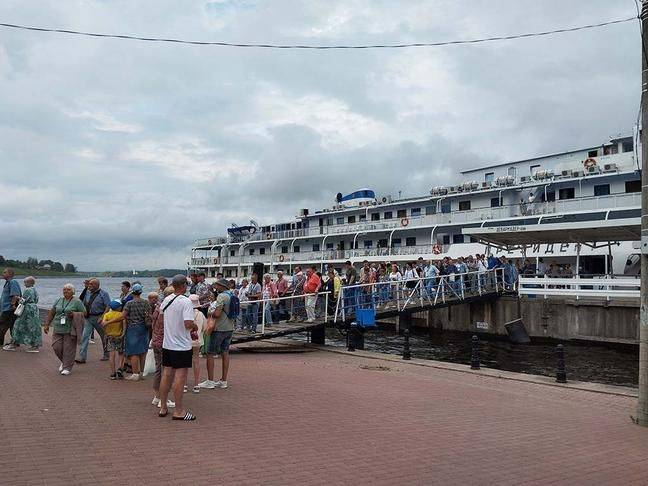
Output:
[198,278,239,389]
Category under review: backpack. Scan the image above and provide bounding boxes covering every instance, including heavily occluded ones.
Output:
[224,291,240,319]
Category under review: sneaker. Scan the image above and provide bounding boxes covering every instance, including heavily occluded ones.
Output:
[58,364,63,372]
[60,369,71,376]
[183,385,188,393]
[26,347,39,353]
[197,380,216,389]
[193,386,200,394]
[152,397,161,406]
[214,380,228,389]
[157,400,176,408]
[116,370,124,380]
[125,373,141,381]
[74,359,86,364]
[89,339,96,344]
[2,344,17,351]
[110,373,117,380]
[307,318,315,323]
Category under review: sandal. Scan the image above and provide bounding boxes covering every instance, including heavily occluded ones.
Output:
[192,386,200,394]
[172,412,196,421]
[158,410,168,418]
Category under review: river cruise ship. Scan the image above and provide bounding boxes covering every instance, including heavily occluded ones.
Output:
[189,134,641,279]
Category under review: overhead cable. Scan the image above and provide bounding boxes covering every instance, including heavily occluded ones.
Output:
[0,16,636,50]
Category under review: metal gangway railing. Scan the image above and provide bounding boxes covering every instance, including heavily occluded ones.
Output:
[333,268,506,323]
[517,275,640,300]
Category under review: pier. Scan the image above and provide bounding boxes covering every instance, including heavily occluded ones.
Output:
[0,332,644,485]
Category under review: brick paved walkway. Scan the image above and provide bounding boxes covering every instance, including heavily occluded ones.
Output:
[1,335,647,485]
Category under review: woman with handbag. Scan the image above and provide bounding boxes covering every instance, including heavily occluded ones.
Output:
[122,283,151,381]
[4,277,41,352]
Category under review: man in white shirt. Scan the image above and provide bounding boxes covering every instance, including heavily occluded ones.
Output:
[158,274,197,421]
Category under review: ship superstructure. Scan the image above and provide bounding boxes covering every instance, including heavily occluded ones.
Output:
[189,134,640,279]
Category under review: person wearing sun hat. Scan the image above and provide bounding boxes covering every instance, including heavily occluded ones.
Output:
[186,294,206,393]
[199,278,235,390]
[122,283,151,381]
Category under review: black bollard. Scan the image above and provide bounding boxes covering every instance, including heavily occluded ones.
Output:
[403,329,411,360]
[556,344,567,383]
[470,335,480,370]
[347,322,357,352]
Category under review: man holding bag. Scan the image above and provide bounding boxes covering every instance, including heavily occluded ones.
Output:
[199,278,236,390]
[0,268,21,347]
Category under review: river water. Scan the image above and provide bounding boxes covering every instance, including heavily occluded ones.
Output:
[13,276,163,307]
[291,327,639,388]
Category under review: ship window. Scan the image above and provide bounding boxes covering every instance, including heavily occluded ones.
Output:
[371,213,380,221]
[626,180,641,193]
[326,242,334,250]
[411,208,421,216]
[426,206,436,215]
[259,248,265,255]
[364,240,373,248]
[453,234,464,244]
[249,249,255,255]
[558,187,575,200]
[397,209,407,218]
[490,197,500,208]
[442,235,450,245]
[281,246,288,254]
[336,217,344,224]
[384,211,393,220]
[359,214,366,222]
[622,140,634,153]
[230,250,236,257]
[458,200,471,211]
[225,270,232,278]
[392,238,402,248]
[441,203,451,214]
[508,167,517,178]
[294,246,300,253]
[312,244,320,252]
[588,150,598,158]
[594,184,610,197]
[405,237,416,247]
[348,215,356,223]
[485,172,494,183]
[378,239,388,248]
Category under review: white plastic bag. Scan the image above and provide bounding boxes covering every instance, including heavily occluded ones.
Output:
[143,348,156,376]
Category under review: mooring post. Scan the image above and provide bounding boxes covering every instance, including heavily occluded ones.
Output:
[347,322,357,352]
[556,344,567,383]
[470,335,480,370]
[403,328,411,360]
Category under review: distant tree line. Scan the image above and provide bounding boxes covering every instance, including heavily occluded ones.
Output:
[0,255,77,273]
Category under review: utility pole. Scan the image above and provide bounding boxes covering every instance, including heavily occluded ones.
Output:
[638,0,648,426]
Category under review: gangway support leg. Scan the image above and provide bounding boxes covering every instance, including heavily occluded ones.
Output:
[311,324,326,345]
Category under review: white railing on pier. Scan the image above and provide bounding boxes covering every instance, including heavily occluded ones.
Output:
[518,276,640,300]
[333,268,506,323]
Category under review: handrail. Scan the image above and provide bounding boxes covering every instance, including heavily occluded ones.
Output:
[518,275,640,301]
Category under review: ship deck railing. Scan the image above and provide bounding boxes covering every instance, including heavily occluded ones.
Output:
[191,192,640,249]
[518,274,640,300]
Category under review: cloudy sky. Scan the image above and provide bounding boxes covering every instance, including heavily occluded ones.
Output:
[0,0,639,270]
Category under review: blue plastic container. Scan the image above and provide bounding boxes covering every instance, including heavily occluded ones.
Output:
[356,308,377,328]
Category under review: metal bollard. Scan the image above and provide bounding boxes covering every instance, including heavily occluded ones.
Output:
[470,335,480,370]
[556,344,567,383]
[347,322,357,352]
[402,329,411,360]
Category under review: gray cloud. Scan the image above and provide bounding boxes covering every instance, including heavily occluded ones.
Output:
[0,0,639,270]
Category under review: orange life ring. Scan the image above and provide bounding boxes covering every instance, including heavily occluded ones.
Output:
[400,218,409,227]
[278,255,285,262]
[432,244,442,255]
[583,158,597,169]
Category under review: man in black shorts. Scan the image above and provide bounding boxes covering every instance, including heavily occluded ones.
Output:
[158,275,197,421]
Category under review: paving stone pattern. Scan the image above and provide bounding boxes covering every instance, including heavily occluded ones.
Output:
[0,335,647,485]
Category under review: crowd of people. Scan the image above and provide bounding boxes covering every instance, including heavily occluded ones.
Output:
[0,270,241,421]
